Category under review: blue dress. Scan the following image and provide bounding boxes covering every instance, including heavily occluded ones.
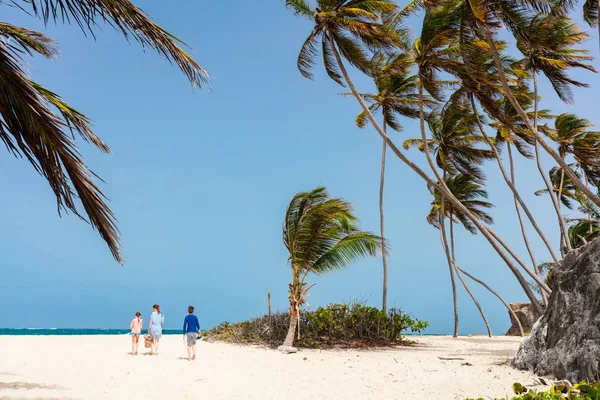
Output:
[150,312,164,339]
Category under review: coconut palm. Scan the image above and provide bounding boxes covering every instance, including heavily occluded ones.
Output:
[280,187,384,349]
[351,51,422,312]
[427,173,494,337]
[403,94,495,182]
[403,93,494,336]
[285,0,550,313]
[1,1,209,263]
[403,94,495,335]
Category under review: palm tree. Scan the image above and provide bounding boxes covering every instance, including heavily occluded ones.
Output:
[1,2,209,263]
[404,95,494,336]
[285,0,549,314]
[427,174,494,337]
[280,187,384,350]
[403,95,495,182]
[351,52,422,312]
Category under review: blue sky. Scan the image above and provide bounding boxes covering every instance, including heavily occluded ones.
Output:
[0,1,598,334]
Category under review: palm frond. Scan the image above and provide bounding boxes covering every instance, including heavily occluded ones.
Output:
[285,0,316,17]
[0,45,121,262]
[311,231,384,274]
[0,22,58,58]
[15,0,209,87]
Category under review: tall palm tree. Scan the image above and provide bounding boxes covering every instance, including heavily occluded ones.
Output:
[427,173,494,337]
[351,52,422,312]
[487,92,554,303]
[280,187,384,350]
[285,0,549,314]
[404,95,494,336]
[1,1,209,263]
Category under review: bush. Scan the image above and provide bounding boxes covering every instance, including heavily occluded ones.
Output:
[205,302,428,348]
[465,381,600,400]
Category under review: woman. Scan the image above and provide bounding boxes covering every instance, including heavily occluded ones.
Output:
[148,304,164,355]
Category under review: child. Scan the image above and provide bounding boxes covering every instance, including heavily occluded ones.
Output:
[130,312,143,355]
[182,306,201,361]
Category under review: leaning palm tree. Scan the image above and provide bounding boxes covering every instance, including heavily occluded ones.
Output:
[404,95,494,336]
[427,173,494,337]
[351,51,422,312]
[1,1,209,263]
[280,187,384,350]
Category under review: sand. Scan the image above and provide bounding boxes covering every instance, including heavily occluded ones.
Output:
[0,335,543,400]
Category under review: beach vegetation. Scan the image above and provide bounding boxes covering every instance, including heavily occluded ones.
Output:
[465,380,600,399]
[205,302,428,348]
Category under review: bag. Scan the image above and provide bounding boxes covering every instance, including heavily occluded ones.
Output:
[144,334,152,348]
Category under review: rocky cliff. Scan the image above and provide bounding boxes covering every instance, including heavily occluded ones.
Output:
[505,302,538,336]
[513,238,600,381]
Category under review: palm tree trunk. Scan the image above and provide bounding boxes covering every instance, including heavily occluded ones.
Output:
[327,30,545,315]
[470,94,560,265]
[456,266,524,337]
[380,121,389,312]
[282,307,299,348]
[448,214,492,337]
[282,274,300,348]
[440,172,459,337]
[507,143,548,306]
[558,166,567,251]
[531,72,571,255]
[584,170,592,234]
[482,27,600,209]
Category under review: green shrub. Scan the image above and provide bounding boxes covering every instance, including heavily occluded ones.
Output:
[465,381,600,400]
[205,302,428,348]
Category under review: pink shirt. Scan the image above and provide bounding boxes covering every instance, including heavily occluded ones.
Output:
[130,317,143,334]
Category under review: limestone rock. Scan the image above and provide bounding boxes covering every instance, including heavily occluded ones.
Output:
[513,238,600,381]
[505,302,538,336]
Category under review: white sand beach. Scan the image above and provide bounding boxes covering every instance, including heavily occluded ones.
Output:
[0,335,542,400]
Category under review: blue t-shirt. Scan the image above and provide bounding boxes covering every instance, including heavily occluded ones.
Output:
[183,314,200,334]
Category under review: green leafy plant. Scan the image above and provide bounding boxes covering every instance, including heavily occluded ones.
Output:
[465,381,600,400]
[205,302,428,349]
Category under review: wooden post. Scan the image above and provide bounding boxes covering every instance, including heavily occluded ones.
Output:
[268,290,272,327]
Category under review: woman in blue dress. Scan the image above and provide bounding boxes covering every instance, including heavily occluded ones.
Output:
[148,304,164,355]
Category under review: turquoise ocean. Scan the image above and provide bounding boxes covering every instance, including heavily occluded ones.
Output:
[0,328,182,336]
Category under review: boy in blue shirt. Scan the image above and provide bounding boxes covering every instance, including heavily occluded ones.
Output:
[183,306,201,361]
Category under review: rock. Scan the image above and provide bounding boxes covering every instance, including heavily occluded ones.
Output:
[505,302,539,336]
[277,345,297,354]
[513,238,600,381]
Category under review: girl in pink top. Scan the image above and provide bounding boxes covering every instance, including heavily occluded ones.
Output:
[130,312,143,355]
